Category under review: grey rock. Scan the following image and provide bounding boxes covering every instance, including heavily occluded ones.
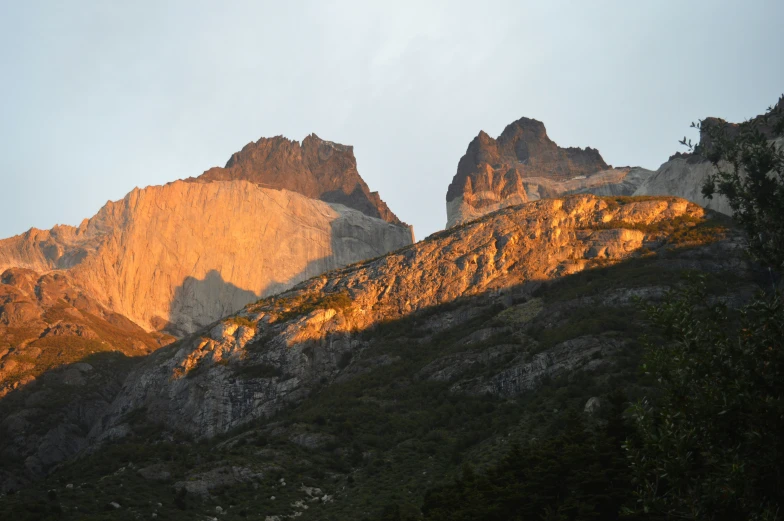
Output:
[584,397,603,414]
[138,464,172,482]
[90,195,706,441]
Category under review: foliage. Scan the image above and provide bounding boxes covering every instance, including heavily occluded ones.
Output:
[699,95,784,269]
[272,291,353,322]
[625,283,784,520]
[0,214,751,520]
[589,214,726,248]
[528,305,637,350]
[225,315,256,328]
[420,395,639,521]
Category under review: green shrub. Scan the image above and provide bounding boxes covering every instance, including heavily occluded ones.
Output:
[225,315,256,328]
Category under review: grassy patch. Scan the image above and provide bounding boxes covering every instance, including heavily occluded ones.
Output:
[272,291,353,323]
[224,315,255,329]
[589,213,727,247]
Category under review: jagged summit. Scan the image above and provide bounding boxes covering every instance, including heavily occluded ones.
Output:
[445,117,651,228]
[0,181,413,336]
[192,133,406,226]
[447,117,609,203]
[0,132,414,335]
[696,95,784,155]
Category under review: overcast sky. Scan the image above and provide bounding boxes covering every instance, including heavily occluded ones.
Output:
[1,1,782,240]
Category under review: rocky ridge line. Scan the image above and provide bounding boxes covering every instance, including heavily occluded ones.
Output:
[95,194,706,439]
[445,117,654,228]
[633,96,784,213]
[193,133,407,227]
[0,181,414,335]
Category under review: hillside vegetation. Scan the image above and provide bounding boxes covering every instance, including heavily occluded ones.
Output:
[0,195,761,520]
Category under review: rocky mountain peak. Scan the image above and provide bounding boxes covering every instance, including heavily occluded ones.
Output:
[195,133,405,226]
[0,181,413,336]
[696,96,784,156]
[633,95,784,216]
[445,117,649,228]
[498,116,548,140]
[448,118,611,204]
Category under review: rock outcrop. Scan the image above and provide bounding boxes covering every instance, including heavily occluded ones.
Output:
[95,195,709,438]
[633,96,784,214]
[632,156,733,214]
[0,181,413,336]
[193,134,406,226]
[445,117,654,227]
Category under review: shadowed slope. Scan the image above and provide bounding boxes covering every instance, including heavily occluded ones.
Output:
[95,195,717,439]
[0,196,757,520]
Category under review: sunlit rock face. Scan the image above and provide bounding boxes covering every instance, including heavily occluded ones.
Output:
[96,195,706,439]
[0,133,413,335]
[445,117,654,228]
[0,267,172,395]
[0,182,413,336]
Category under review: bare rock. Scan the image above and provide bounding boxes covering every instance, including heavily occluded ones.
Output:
[445,117,654,227]
[0,182,413,335]
[584,397,603,414]
[94,195,704,439]
[138,463,172,482]
[194,133,406,226]
[634,96,784,214]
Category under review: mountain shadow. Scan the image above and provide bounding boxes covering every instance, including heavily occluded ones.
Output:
[165,270,261,337]
[0,216,765,512]
[0,351,140,493]
[163,209,412,336]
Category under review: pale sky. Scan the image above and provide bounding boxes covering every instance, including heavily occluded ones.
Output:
[1,1,782,240]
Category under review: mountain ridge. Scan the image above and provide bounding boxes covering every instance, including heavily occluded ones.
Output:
[445,117,654,228]
[191,133,406,226]
[0,181,413,336]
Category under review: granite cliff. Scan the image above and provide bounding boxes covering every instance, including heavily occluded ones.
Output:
[193,134,405,226]
[95,194,715,439]
[445,117,654,227]
[0,137,413,336]
[0,194,757,514]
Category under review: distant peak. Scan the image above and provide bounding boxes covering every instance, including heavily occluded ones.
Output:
[195,133,406,226]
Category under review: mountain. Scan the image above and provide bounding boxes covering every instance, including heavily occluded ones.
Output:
[192,133,405,225]
[445,117,654,227]
[0,193,758,518]
[633,95,784,212]
[0,268,172,397]
[93,194,709,438]
[0,137,413,336]
[0,267,174,490]
[1,102,777,518]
